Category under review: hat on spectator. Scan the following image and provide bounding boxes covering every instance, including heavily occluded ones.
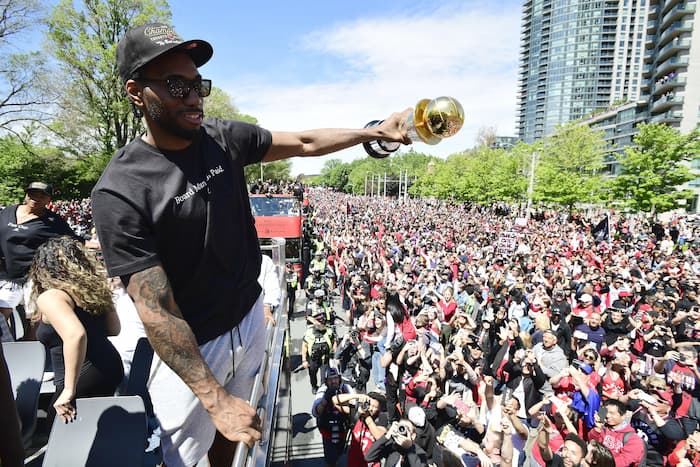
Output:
[25,181,53,197]
[310,307,326,322]
[609,300,626,312]
[618,287,632,298]
[116,23,213,83]
[578,293,593,304]
[580,362,594,375]
[407,406,426,428]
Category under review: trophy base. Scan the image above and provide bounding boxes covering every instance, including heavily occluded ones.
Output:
[363,120,400,158]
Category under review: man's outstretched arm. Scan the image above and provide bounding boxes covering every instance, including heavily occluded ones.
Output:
[262,109,412,162]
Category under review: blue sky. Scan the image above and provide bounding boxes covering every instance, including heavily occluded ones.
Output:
[15,1,520,175]
[168,0,524,175]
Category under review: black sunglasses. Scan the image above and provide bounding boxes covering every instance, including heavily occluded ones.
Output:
[140,77,212,98]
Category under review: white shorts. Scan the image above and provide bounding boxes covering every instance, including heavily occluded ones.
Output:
[148,294,265,467]
[0,279,36,317]
[0,280,25,309]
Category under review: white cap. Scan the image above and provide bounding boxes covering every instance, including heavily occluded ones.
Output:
[579,293,592,303]
[407,406,426,428]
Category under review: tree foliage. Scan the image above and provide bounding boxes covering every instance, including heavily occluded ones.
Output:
[312,150,437,195]
[533,122,608,209]
[611,123,700,214]
[0,134,72,205]
[45,0,171,159]
[0,0,52,133]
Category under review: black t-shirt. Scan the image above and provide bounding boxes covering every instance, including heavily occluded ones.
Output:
[92,118,272,344]
[0,205,77,281]
[551,300,571,319]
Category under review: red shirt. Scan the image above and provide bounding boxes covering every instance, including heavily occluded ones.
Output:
[347,417,385,467]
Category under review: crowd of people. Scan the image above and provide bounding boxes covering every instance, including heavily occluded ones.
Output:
[300,188,700,467]
[2,178,700,466]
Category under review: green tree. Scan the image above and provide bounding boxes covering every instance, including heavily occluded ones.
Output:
[318,158,351,191]
[244,160,292,185]
[0,0,51,133]
[611,123,700,214]
[45,0,171,160]
[205,87,257,123]
[534,122,608,209]
[0,134,73,205]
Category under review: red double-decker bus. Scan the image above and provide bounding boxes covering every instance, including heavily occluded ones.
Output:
[249,194,304,277]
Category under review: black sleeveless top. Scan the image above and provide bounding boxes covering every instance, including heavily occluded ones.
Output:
[36,301,123,389]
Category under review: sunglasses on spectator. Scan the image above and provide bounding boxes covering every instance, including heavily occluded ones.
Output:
[140,76,212,98]
[648,384,666,391]
[583,353,597,360]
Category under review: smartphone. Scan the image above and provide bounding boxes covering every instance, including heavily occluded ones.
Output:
[598,406,607,420]
[639,392,658,405]
[454,398,470,415]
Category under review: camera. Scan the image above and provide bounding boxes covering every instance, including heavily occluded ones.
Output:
[390,334,406,354]
[397,424,409,436]
[679,355,688,363]
[358,400,370,412]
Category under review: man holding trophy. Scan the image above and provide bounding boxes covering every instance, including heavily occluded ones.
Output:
[93,22,465,467]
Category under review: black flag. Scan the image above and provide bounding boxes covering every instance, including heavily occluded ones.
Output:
[591,217,609,243]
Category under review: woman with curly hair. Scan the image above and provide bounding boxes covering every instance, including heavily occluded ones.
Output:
[30,236,123,424]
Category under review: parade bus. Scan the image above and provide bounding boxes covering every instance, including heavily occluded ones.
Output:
[249,194,305,278]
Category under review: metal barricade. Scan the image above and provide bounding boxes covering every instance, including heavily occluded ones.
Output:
[232,238,289,467]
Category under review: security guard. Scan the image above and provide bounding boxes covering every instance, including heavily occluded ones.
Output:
[285,263,299,315]
[302,309,337,393]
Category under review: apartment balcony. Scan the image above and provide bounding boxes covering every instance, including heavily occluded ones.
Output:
[648,2,660,20]
[646,34,657,49]
[661,0,685,16]
[653,76,687,96]
[661,3,696,30]
[657,38,692,63]
[643,64,654,78]
[654,56,690,79]
[651,94,684,113]
[650,109,683,124]
[647,20,658,34]
[638,93,651,104]
[658,20,694,47]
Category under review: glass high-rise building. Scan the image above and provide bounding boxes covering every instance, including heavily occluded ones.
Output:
[517,0,650,143]
[643,0,699,133]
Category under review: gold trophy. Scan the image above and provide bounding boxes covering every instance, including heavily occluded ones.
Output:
[363,96,465,158]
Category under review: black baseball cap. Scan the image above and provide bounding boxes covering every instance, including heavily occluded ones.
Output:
[116,23,213,83]
[25,182,53,196]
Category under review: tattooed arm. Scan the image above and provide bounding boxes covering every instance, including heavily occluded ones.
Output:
[126,265,261,447]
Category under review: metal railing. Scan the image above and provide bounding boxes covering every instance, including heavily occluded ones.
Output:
[232,238,289,467]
